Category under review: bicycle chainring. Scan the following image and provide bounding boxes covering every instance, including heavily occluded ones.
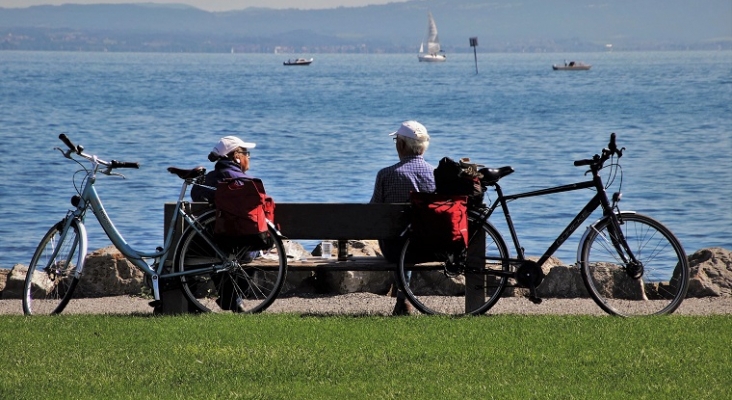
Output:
[516,260,545,288]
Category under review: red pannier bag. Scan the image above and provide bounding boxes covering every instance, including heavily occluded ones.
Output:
[213,177,275,250]
[408,191,469,262]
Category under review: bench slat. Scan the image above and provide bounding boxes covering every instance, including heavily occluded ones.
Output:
[276,203,410,240]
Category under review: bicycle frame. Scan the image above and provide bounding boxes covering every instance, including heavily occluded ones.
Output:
[66,158,228,300]
[473,164,632,271]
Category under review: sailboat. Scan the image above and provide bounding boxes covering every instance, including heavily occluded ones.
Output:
[418,12,446,62]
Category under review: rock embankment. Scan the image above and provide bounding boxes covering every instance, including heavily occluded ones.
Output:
[1,243,730,306]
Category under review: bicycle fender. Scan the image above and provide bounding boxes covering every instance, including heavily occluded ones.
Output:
[70,218,88,279]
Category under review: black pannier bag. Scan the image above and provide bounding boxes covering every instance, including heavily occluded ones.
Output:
[433,157,485,209]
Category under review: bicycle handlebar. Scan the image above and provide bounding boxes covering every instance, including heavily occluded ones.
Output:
[573,132,625,169]
[58,133,139,170]
[59,133,83,154]
[110,160,140,169]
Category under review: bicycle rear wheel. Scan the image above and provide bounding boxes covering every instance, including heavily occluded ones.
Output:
[174,210,287,313]
[23,220,84,315]
[580,212,689,316]
[397,213,510,315]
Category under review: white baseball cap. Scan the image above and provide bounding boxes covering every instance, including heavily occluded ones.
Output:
[389,120,430,142]
[212,136,256,157]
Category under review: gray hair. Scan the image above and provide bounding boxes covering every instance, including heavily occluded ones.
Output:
[398,135,430,155]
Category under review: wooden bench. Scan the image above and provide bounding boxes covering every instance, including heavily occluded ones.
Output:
[160,202,485,314]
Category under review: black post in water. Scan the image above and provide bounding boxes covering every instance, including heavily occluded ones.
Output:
[469,37,478,74]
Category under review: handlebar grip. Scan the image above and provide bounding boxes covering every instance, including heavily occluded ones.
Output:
[574,159,594,167]
[110,160,140,169]
[59,133,81,154]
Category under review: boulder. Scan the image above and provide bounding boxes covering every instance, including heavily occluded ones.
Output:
[74,246,146,297]
[536,264,590,298]
[316,240,393,295]
[687,247,732,297]
[0,268,9,294]
[285,240,395,295]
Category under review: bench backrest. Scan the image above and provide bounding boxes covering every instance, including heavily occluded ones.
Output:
[164,202,410,241]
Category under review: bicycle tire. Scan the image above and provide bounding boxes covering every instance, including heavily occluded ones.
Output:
[397,212,510,315]
[23,220,85,315]
[174,210,287,313]
[580,212,689,316]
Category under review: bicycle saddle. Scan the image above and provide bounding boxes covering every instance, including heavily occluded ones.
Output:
[478,166,514,185]
[168,166,206,180]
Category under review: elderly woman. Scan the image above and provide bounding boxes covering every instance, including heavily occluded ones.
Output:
[191,136,256,203]
[190,136,260,312]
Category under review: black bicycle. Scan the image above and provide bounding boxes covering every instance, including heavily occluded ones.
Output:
[397,133,690,317]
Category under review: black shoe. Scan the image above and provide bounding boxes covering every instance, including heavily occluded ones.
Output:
[392,299,413,316]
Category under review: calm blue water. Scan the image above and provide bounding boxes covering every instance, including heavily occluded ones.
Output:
[1,50,730,268]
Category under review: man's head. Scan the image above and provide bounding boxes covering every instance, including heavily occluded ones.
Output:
[389,120,430,156]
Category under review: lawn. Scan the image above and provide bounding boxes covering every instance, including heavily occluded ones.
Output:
[1,314,730,399]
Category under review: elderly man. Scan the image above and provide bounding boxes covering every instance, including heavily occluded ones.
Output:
[370,120,435,315]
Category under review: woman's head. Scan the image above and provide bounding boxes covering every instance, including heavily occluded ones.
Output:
[209,136,256,171]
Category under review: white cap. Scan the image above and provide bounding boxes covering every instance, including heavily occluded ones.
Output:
[212,136,256,157]
[389,120,430,142]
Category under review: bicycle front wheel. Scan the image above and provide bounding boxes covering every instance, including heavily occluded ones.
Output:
[174,211,287,313]
[580,212,689,316]
[23,220,85,315]
[397,214,510,315]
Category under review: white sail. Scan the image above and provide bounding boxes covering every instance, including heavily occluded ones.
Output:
[425,12,441,54]
[418,12,446,62]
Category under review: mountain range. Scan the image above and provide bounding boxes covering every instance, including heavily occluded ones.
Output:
[1,0,730,53]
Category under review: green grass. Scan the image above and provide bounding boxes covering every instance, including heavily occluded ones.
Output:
[1,314,730,399]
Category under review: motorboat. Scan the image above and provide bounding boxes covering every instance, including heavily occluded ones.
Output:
[552,61,591,70]
[283,58,313,66]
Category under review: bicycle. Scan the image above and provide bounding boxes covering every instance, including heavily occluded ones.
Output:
[22,134,288,315]
[397,133,690,317]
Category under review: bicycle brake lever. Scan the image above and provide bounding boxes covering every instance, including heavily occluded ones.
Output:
[55,146,75,159]
[102,169,127,179]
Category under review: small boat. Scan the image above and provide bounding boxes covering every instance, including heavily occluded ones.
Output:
[283,58,313,66]
[418,12,446,62]
[553,61,591,70]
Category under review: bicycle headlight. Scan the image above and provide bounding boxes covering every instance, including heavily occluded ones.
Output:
[612,192,622,203]
[71,195,81,207]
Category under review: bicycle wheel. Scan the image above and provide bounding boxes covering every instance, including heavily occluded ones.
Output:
[174,211,287,313]
[397,213,510,315]
[580,212,689,316]
[23,220,85,315]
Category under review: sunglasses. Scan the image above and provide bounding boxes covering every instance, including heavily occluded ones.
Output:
[234,149,250,157]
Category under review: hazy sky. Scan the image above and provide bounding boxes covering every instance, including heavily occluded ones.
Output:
[0,0,408,11]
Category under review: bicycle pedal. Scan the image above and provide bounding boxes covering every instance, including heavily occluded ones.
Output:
[528,296,542,305]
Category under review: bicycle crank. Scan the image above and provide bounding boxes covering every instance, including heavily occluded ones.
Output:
[516,260,545,304]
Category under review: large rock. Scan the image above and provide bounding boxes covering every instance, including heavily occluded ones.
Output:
[74,246,146,297]
[284,240,395,295]
[687,247,732,297]
[3,264,32,299]
[0,268,9,294]
[314,240,394,295]
[536,263,590,298]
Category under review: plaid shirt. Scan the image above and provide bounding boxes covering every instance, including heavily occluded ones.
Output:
[370,155,436,203]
